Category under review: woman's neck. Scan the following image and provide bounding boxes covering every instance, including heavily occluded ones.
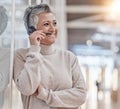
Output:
[40,44,55,55]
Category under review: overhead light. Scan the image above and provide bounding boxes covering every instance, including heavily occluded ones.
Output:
[86,40,93,46]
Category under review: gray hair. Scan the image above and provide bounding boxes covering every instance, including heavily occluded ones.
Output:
[23,4,52,35]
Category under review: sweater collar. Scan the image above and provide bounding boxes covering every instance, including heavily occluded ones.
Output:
[40,44,55,55]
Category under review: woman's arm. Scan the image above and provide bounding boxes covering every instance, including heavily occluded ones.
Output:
[36,55,87,108]
[13,45,43,96]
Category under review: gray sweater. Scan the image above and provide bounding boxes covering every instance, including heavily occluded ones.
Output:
[13,44,87,109]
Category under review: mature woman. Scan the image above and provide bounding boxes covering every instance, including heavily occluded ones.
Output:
[13,4,87,109]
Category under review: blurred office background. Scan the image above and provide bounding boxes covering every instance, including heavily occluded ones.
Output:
[0,0,120,109]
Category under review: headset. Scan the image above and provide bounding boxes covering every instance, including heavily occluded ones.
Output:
[26,7,36,35]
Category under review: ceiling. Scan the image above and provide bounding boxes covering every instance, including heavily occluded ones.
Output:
[66,0,120,55]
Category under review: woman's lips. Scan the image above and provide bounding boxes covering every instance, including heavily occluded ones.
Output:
[44,32,54,37]
[45,33,51,35]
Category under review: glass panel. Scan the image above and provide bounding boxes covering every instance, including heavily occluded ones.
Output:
[0,1,11,109]
[12,1,27,109]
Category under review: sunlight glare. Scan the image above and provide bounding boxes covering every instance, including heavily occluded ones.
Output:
[108,0,120,20]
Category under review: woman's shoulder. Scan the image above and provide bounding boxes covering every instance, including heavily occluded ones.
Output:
[56,48,78,65]
[56,48,76,59]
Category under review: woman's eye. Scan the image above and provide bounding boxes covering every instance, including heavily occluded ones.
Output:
[44,23,49,26]
[53,22,57,26]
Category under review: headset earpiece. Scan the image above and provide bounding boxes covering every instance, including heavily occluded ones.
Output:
[26,7,37,35]
[28,26,36,35]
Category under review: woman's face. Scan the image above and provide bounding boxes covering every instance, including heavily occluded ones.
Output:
[36,12,58,45]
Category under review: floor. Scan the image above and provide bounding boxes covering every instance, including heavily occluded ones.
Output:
[82,90,119,109]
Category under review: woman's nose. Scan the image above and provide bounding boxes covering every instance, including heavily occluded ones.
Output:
[49,24,55,32]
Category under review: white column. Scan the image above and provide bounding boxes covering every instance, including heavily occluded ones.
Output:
[53,0,67,49]
[36,0,41,4]
[118,67,120,108]
[28,0,32,6]
[10,0,15,109]
[110,27,116,60]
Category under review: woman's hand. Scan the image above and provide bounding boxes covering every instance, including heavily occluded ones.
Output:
[29,30,46,46]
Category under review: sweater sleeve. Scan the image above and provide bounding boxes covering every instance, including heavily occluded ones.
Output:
[37,55,87,108]
[13,45,43,96]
